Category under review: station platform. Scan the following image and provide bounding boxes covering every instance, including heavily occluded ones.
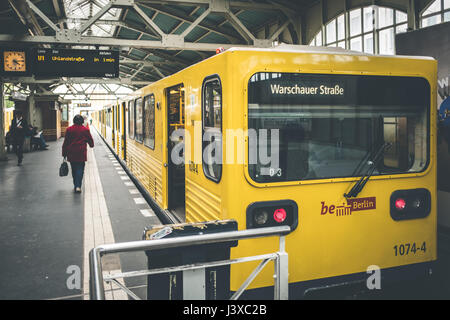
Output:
[0,129,161,300]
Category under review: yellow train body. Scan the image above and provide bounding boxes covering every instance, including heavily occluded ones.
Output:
[93,47,437,295]
[4,108,13,133]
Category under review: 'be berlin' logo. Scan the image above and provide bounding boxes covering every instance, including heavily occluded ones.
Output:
[320,197,376,217]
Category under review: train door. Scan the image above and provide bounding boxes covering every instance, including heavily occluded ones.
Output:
[166,84,185,221]
[112,106,116,150]
[102,110,106,137]
[114,105,117,152]
[122,102,127,160]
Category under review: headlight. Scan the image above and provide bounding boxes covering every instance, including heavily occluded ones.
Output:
[246,200,298,231]
[390,189,431,221]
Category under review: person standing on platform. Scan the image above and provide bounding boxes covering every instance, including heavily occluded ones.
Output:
[62,114,94,193]
[83,115,89,130]
[10,110,29,166]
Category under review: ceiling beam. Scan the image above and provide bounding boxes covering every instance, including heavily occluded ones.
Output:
[25,0,60,32]
[139,3,242,43]
[52,0,62,17]
[136,0,296,14]
[133,3,165,37]
[79,1,113,34]
[0,33,266,50]
[3,76,151,86]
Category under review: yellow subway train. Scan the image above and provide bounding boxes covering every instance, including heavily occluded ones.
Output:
[92,46,437,298]
[4,107,14,134]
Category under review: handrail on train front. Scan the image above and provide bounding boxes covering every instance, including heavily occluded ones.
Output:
[89,225,291,300]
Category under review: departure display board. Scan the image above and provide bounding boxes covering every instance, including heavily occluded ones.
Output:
[34,48,119,78]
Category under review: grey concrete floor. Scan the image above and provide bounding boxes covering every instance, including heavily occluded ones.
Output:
[0,139,83,299]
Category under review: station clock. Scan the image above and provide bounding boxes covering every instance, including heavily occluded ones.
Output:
[3,50,27,72]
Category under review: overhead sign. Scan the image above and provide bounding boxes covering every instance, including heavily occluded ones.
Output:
[33,48,119,78]
[10,91,27,101]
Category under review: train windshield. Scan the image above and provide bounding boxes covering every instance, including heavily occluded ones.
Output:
[247,72,430,183]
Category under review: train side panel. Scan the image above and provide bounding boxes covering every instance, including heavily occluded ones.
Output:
[123,58,229,217]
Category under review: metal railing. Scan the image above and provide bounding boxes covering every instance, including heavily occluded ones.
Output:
[89,225,291,300]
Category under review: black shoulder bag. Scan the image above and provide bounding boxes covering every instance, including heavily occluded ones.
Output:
[59,158,69,177]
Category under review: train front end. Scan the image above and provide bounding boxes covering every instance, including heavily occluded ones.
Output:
[226,49,437,298]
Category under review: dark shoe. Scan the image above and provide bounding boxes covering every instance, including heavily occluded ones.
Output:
[17,162,22,166]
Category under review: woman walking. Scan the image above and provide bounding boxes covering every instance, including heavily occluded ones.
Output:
[62,114,94,193]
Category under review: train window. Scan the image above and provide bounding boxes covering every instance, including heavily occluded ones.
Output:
[202,76,222,182]
[144,94,155,149]
[115,106,118,131]
[135,97,143,143]
[129,100,135,140]
[383,117,409,170]
[247,72,429,183]
[113,107,116,131]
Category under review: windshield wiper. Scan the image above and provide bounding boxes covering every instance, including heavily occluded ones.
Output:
[344,142,392,199]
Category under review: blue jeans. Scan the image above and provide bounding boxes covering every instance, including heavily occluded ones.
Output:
[31,135,47,149]
[70,162,86,189]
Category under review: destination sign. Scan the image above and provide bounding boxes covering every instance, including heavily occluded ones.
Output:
[269,83,345,96]
[248,73,429,108]
[34,48,119,78]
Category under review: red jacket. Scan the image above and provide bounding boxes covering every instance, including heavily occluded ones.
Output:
[62,124,94,162]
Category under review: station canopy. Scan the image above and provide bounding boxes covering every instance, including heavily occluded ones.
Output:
[0,0,310,103]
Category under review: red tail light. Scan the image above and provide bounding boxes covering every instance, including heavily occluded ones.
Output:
[273,208,287,223]
[395,198,406,210]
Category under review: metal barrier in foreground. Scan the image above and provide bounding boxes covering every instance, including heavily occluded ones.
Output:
[89,225,291,300]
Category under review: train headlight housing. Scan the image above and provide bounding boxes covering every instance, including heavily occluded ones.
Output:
[412,198,422,209]
[254,210,269,225]
[390,189,431,221]
[246,200,298,231]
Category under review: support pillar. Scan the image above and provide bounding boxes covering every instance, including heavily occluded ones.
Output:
[0,82,7,161]
[407,0,419,31]
[27,93,36,126]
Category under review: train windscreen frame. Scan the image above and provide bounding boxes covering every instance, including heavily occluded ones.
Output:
[247,72,430,184]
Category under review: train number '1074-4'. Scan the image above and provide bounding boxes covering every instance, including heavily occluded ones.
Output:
[393,242,426,256]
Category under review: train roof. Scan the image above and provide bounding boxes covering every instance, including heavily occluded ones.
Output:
[226,43,436,61]
[112,43,435,105]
